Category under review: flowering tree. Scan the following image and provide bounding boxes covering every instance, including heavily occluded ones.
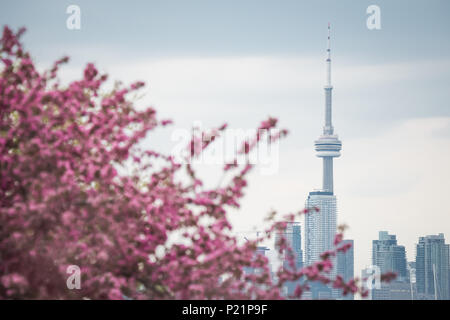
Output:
[0,26,394,300]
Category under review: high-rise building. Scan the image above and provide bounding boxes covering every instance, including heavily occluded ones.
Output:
[372,231,408,281]
[274,222,303,270]
[371,231,410,300]
[304,24,342,300]
[337,239,354,300]
[305,192,337,266]
[415,234,450,300]
[274,222,303,297]
[243,246,270,276]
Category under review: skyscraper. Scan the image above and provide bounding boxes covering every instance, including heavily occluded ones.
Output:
[337,239,354,300]
[274,222,303,297]
[415,234,450,300]
[304,24,341,299]
[371,231,410,300]
[372,231,408,281]
[305,192,337,265]
[274,222,303,270]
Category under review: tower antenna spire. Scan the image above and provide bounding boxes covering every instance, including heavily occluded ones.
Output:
[326,23,331,86]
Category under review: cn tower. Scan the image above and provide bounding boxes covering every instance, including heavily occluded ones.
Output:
[304,24,343,299]
[314,23,342,193]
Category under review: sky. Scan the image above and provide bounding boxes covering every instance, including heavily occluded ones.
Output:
[2,0,450,286]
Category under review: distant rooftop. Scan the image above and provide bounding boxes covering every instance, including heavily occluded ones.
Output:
[309,191,333,196]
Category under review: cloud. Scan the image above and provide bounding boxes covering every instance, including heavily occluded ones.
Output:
[47,54,450,101]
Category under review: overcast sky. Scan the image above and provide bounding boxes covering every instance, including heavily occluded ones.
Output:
[2,0,450,284]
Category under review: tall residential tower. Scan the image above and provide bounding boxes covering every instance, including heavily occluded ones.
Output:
[416,234,450,300]
[337,239,355,300]
[275,222,304,297]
